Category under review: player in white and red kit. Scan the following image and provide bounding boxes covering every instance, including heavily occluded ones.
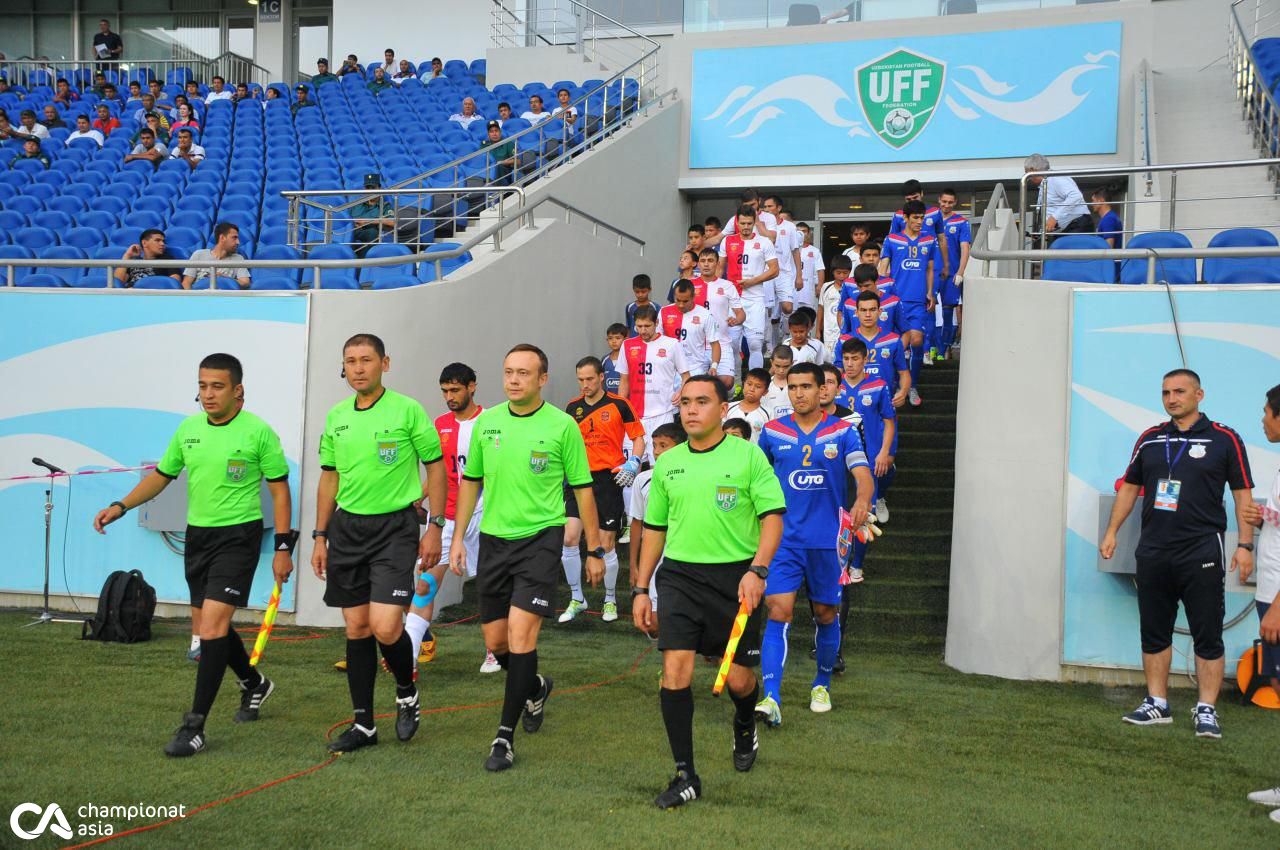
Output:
[700,247,746,389]
[660,280,720,376]
[719,205,779,370]
[618,304,690,463]
[405,362,498,674]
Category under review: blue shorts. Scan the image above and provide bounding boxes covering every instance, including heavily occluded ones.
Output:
[938,276,962,307]
[895,300,930,336]
[1256,601,1280,678]
[766,546,842,606]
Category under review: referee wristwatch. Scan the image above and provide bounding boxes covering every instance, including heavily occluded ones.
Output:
[589,546,606,559]
[1239,542,1255,552]
[311,529,328,540]
[631,586,649,599]
[428,515,446,529]
[748,564,769,580]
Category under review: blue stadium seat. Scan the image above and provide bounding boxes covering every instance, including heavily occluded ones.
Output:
[132,275,182,289]
[132,196,173,216]
[14,227,59,250]
[127,210,165,231]
[89,196,130,217]
[16,273,65,288]
[254,244,302,283]
[302,243,358,289]
[191,277,243,291]
[61,183,99,204]
[0,245,36,283]
[63,227,107,251]
[8,196,45,217]
[164,226,203,249]
[108,227,144,247]
[1119,232,1197,285]
[1209,264,1280,284]
[71,273,111,288]
[0,210,27,231]
[1043,235,1114,284]
[1203,227,1280,283]
[359,243,413,282]
[250,275,300,290]
[39,246,90,284]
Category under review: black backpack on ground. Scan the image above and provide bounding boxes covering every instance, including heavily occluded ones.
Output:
[82,569,157,643]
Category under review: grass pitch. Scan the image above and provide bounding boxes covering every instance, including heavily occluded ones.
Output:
[2,599,1277,849]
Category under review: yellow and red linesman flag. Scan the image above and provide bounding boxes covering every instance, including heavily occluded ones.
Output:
[249,583,282,667]
[712,601,751,696]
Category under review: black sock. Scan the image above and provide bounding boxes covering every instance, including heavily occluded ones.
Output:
[495,651,510,671]
[659,686,695,776]
[499,651,536,743]
[524,649,541,699]
[225,627,261,688]
[378,632,416,695]
[346,636,378,730]
[730,679,759,725]
[191,635,229,717]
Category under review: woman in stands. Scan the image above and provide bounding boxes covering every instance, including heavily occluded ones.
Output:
[170,102,200,133]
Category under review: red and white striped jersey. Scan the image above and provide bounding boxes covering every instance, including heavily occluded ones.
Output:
[659,303,716,370]
[617,334,689,418]
[434,406,483,519]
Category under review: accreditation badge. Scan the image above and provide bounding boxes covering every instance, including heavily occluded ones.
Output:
[1154,478,1180,512]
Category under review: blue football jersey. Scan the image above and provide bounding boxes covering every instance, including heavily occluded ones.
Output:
[848,376,897,458]
[839,290,901,336]
[848,328,907,392]
[882,232,936,304]
[602,352,622,396]
[758,414,869,549]
[939,214,972,279]
[889,206,942,238]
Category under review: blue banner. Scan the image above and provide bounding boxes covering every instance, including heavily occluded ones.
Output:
[689,21,1122,168]
[0,292,308,610]
[1063,289,1280,669]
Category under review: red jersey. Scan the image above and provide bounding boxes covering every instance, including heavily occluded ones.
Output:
[721,233,746,289]
[434,406,483,520]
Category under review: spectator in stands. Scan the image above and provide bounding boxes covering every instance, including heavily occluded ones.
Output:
[183,222,250,289]
[522,95,551,125]
[450,97,485,130]
[41,105,67,130]
[350,174,398,255]
[90,72,108,97]
[393,60,417,85]
[17,110,49,141]
[233,83,254,103]
[102,83,121,106]
[124,128,167,168]
[126,80,142,105]
[292,85,316,116]
[311,58,339,87]
[0,79,13,99]
[52,79,79,107]
[1091,188,1123,249]
[339,55,365,79]
[263,86,280,110]
[381,49,396,76]
[93,103,120,137]
[496,102,513,128]
[184,80,204,107]
[116,229,180,287]
[169,128,204,169]
[428,57,443,79]
[552,87,578,127]
[10,138,50,169]
[481,120,515,184]
[1024,153,1093,242]
[367,67,393,95]
[170,103,199,132]
[0,113,24,142]
[147,79,174,115]
[134,95,170,129]
[65,114,104,147]
[134,113,169,145]
[206,76,232,103]
[93,19,123,67]
[172,93,200,122]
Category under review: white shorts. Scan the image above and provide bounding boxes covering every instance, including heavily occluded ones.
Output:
[439,511,481,577]
[742,300,768,337]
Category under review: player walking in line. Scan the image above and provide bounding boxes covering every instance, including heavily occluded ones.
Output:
[661,279,721,377]
[618,304,690,464]
[935,188,971,360]
[880,199,936,407]
[719,205,779,371]
[701,248,746,390]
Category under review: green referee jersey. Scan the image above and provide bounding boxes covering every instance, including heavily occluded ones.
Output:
[319,388,443,515]
[156,409,289,527]
[463,401,592,539]
[644,434,786,563]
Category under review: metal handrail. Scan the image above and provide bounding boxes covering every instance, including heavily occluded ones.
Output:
[2,193,645,291]
[1230,0,1280,175]
[1136,59,1155,197]
[0,54,270,88]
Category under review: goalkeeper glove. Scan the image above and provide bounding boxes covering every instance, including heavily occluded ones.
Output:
[613,457,641,487]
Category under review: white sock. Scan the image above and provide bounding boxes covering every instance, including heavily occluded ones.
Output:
[405,612,430,660]
[1151,695,1169,709]
[1196,701,1214,711]
[603,549,620,602]
[562,545,584,602]
[189,635,201,652]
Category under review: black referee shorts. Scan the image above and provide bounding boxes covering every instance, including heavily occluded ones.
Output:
[323,506,419,608]
[476,525,562,623]
[1136,533,1227,659]
[185,519,263,608]
[655,558,762,667]
[563,471,626,533]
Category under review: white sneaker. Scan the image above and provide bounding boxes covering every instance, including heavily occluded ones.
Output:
[875,498,889,524]
[908,387,922,407]
[601,601,618,622]
[1271,808,1280,824]
[558,599,588,623]
[480,651,501,674]
[846,567,864,584]
[810,685,832,713]
[1249,787,1280,806]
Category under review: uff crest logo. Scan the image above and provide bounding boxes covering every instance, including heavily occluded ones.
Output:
[530,451,548,474]
[716,485,738,512]
[857,48,945,149]
[378,441,399,465]
[225,459,247,482]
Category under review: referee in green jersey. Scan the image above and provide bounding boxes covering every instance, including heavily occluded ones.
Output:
[94,353,296,758]
[311,334,446,753]
[632,375,785,809]
[450,343,606,772]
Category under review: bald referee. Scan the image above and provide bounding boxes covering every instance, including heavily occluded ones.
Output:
[312,334,446,753]
[632,375,786,809]
[94,353,295,758]
[450,344,606,772]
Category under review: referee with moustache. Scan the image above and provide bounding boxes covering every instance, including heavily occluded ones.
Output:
[94,353,295,758]
[312,334,446,753]
[450,343,606,772]
[632,375,786,809]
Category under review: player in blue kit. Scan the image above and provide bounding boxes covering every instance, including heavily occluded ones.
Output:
[754,363,874,723]
[888,180,948,280]
[840,264,900,337]
[880,199,936,407]
[837,336,897,558]
[934,188,971,361]
[840,290,909,409]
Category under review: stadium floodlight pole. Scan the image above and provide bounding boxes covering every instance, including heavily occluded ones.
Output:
[24,458,79,628]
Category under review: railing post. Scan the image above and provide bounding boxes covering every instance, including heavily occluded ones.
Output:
[1146,251,1157,286]
[287,195,300,250]
[313,267,322,290]
[1168,171,1178,230]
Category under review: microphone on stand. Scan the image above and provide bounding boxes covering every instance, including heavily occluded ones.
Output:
[31,457,66,475]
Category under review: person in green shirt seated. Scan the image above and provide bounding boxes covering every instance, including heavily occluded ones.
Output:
[367,66,393,95]
[480,120,515,185]
[310,57,339,87]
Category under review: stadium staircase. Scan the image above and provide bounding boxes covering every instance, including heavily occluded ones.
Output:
[845,360,957,656]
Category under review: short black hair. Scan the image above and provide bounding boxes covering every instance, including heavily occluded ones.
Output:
[673,279,695,296]
[557,87,570,96]
[688,223,705,236]
[736,204,756,220]
[212,75,225,84]
[853,263,878,285]
[704,216,722,229]
[698,247,719,261]
[860,242,881,257]
[855,289,881,307]
[787,362,824,385]
[56,78,68,86]
[1163,368,1201,385]
[830,255,853,273]
[722,418,751,438]
[902,178,923,196]
[793,306,817,326]
[744,367,771,386]
[739,189,758,203]
[940,186,958,199]
[507,342,549,375]
[199,352,243,385]
[1267,383,1280,417]
[576,355,604,374]
[213,221,238,241]
[652,422,687,444]
[841,337,869,358]
[851,223,870,234]
[902,199,926,217]
[765,193,784,208]
[770,344,793,362]
[139,228,164,242]
[344,333,386,357]
[787,311,811,328]
[606,322,628,337]
[138,128,154,138]
[439,362,476,385]
[632,273,651,291]
[683,374,728,402]
[498,101,511,111]
[821,362,842,382]
[633,304,659,324]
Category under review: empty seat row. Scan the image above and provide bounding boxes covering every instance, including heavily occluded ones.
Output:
[1042,228,1280,284]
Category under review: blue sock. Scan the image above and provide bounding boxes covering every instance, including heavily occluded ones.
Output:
[814,618,840,689]
[941,307,955,351]
[853,537,867,569]
[761,619,789,705]
[909,342,923,385]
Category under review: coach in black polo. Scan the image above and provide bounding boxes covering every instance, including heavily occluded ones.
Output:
[1101,368,1255,739]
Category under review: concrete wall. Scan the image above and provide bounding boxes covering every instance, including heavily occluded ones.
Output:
[945,274,1075,681]
[331,0,492,70]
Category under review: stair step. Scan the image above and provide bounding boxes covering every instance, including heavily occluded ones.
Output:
[876,508,953,531]
[851,577,950,610]
[892,467,956,488]
[894,414,957,435]
[844,606,947,637]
